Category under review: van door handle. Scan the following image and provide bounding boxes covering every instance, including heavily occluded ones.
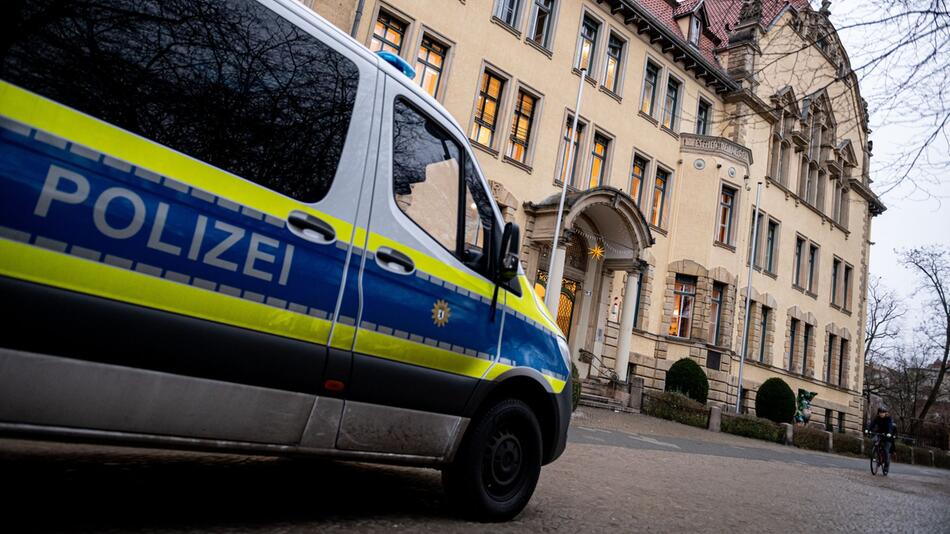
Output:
[287,211,335,244]
[375,246,414,275]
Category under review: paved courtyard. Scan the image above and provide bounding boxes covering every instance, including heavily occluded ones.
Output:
[4,408,949,533]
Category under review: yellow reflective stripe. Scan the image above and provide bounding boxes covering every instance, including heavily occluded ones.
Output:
[0,81,357,239]
[482,361,566,393]
[330,323,356,350]
[0,239,332,344]
[355,327,492,379]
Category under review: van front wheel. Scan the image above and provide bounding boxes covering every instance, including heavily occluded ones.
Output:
[443,398,542,521]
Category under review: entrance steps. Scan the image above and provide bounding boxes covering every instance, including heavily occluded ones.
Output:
[578,378,637,413]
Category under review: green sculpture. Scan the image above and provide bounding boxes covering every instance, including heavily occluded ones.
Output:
[794,389,818,424]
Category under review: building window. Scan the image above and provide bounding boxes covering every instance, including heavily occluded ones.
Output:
[707,350,721,370]
[576,15,600,72]
[662,77,681,130]
[717,185,736,245]
[688,15,702,46]
[825,333,838,383]
[470,70,505,147]
[758,306,771,363]
[838,338,848,386]
[669,274,696,338]
[793,236,805,287]
[743,304,754,359]
[630,155,648,205]
[764,219,778,273]
[802,324,813,375]
[604,34,624,93]
[528,0,556,48]
[807,243,819,293]
[414,35,447,97]
[641,61,660,116]
[788,318,800,372]
[749,211,764,267]
[494,0,523,29]
[651,168,669,227]
[843,264,853,311]
[831,258,841,305]
[710,282,725,346]
[507,89,538,164]
[370,11,407,55]
[556,115,585,186]
[696,99,711,135]
[588,133,609,189]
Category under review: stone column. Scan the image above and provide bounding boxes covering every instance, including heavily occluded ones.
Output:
[570,257,601,358]
[614,270,640,381]
[544,244,568,318]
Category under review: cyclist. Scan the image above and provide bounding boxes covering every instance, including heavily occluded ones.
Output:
[866,406,897,470]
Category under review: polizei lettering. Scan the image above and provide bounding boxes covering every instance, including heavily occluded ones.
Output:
[34,164,295,286]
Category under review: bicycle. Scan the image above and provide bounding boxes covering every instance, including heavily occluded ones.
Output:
[865,431,893,476]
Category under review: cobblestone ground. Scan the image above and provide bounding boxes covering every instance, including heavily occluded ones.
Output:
[4,409,949,533]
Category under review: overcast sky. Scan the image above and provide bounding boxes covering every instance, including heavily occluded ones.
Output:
[829,1,950,320]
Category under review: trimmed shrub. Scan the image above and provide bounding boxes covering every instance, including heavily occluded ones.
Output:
[643,391,709,428]
[914,447,937,467]
[934,451,950,470]
[831,432,864,456]
[894,442,914,464]
[721,414,783,443]
[754,377,796,424]
[793,425,830,452]
[571,362,581,412]
[664,358,709,404]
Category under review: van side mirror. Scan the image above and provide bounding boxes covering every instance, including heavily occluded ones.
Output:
[496,222,520,283]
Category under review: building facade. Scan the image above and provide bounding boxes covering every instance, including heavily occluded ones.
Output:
[303,0,885,432]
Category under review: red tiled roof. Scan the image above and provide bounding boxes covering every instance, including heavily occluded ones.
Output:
[631,0,813,71]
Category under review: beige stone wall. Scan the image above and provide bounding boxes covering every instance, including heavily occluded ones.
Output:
[304,1,876,432]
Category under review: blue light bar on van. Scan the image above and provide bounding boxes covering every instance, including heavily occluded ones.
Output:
[376,50,416,79]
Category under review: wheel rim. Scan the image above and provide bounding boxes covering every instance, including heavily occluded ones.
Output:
[483,426,524,500]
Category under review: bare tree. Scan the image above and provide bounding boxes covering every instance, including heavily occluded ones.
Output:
[878,344,932,434]
[862,276,904,424]
[899,245,950,432]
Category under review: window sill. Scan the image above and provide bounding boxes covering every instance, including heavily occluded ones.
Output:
[490,16,522,38]
[571,68,598,87]
[792,284,804,293]
[763,270,777,280]
[471,141,500,158]
[524,38,553,59]
[638,110,659,126]
[552,179,579,193]
[713,240,736,253]
[502,154,532,174]
[805,290,818,300]
[660,126,680,140]
[598,85,623,103]
[649,224,667,237]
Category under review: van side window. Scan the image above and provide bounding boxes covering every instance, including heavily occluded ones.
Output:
[393,98,495,274]
[2,0,359,203]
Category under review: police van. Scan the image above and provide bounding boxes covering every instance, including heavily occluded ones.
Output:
[0,0,571,521]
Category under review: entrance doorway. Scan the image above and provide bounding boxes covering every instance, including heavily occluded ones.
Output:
[534,271,579,338]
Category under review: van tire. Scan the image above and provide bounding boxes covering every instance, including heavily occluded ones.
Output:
[442,398,542,521]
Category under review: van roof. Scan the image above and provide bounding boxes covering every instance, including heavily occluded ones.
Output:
[277,0,467,139]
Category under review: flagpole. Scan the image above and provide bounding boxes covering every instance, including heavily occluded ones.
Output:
[544,68,587,313]
[736,181,763,413]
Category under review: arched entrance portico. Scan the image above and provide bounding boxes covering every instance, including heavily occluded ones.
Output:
[523,187,653,381]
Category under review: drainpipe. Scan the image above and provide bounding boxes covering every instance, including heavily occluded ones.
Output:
[736,181,763,414]
[350,0,366,38]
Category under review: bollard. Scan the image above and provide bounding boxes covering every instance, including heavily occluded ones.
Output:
[780,423,793,446]
[708,405,721,432]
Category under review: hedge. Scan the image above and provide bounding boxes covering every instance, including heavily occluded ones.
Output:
[793,425,830,452]
[894,442,914,464]
[664,359,709,404]
[935,451,950,470]
[831,432,863,456]
[914,447,937,467]
[721,414,783,443]
[642,391,709,428]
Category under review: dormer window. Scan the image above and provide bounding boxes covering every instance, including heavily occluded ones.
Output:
[689,15,702,46]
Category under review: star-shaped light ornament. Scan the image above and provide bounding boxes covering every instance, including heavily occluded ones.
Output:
[589,242,605,260]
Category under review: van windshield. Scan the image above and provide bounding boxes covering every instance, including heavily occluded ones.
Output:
[1,0,359,203]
